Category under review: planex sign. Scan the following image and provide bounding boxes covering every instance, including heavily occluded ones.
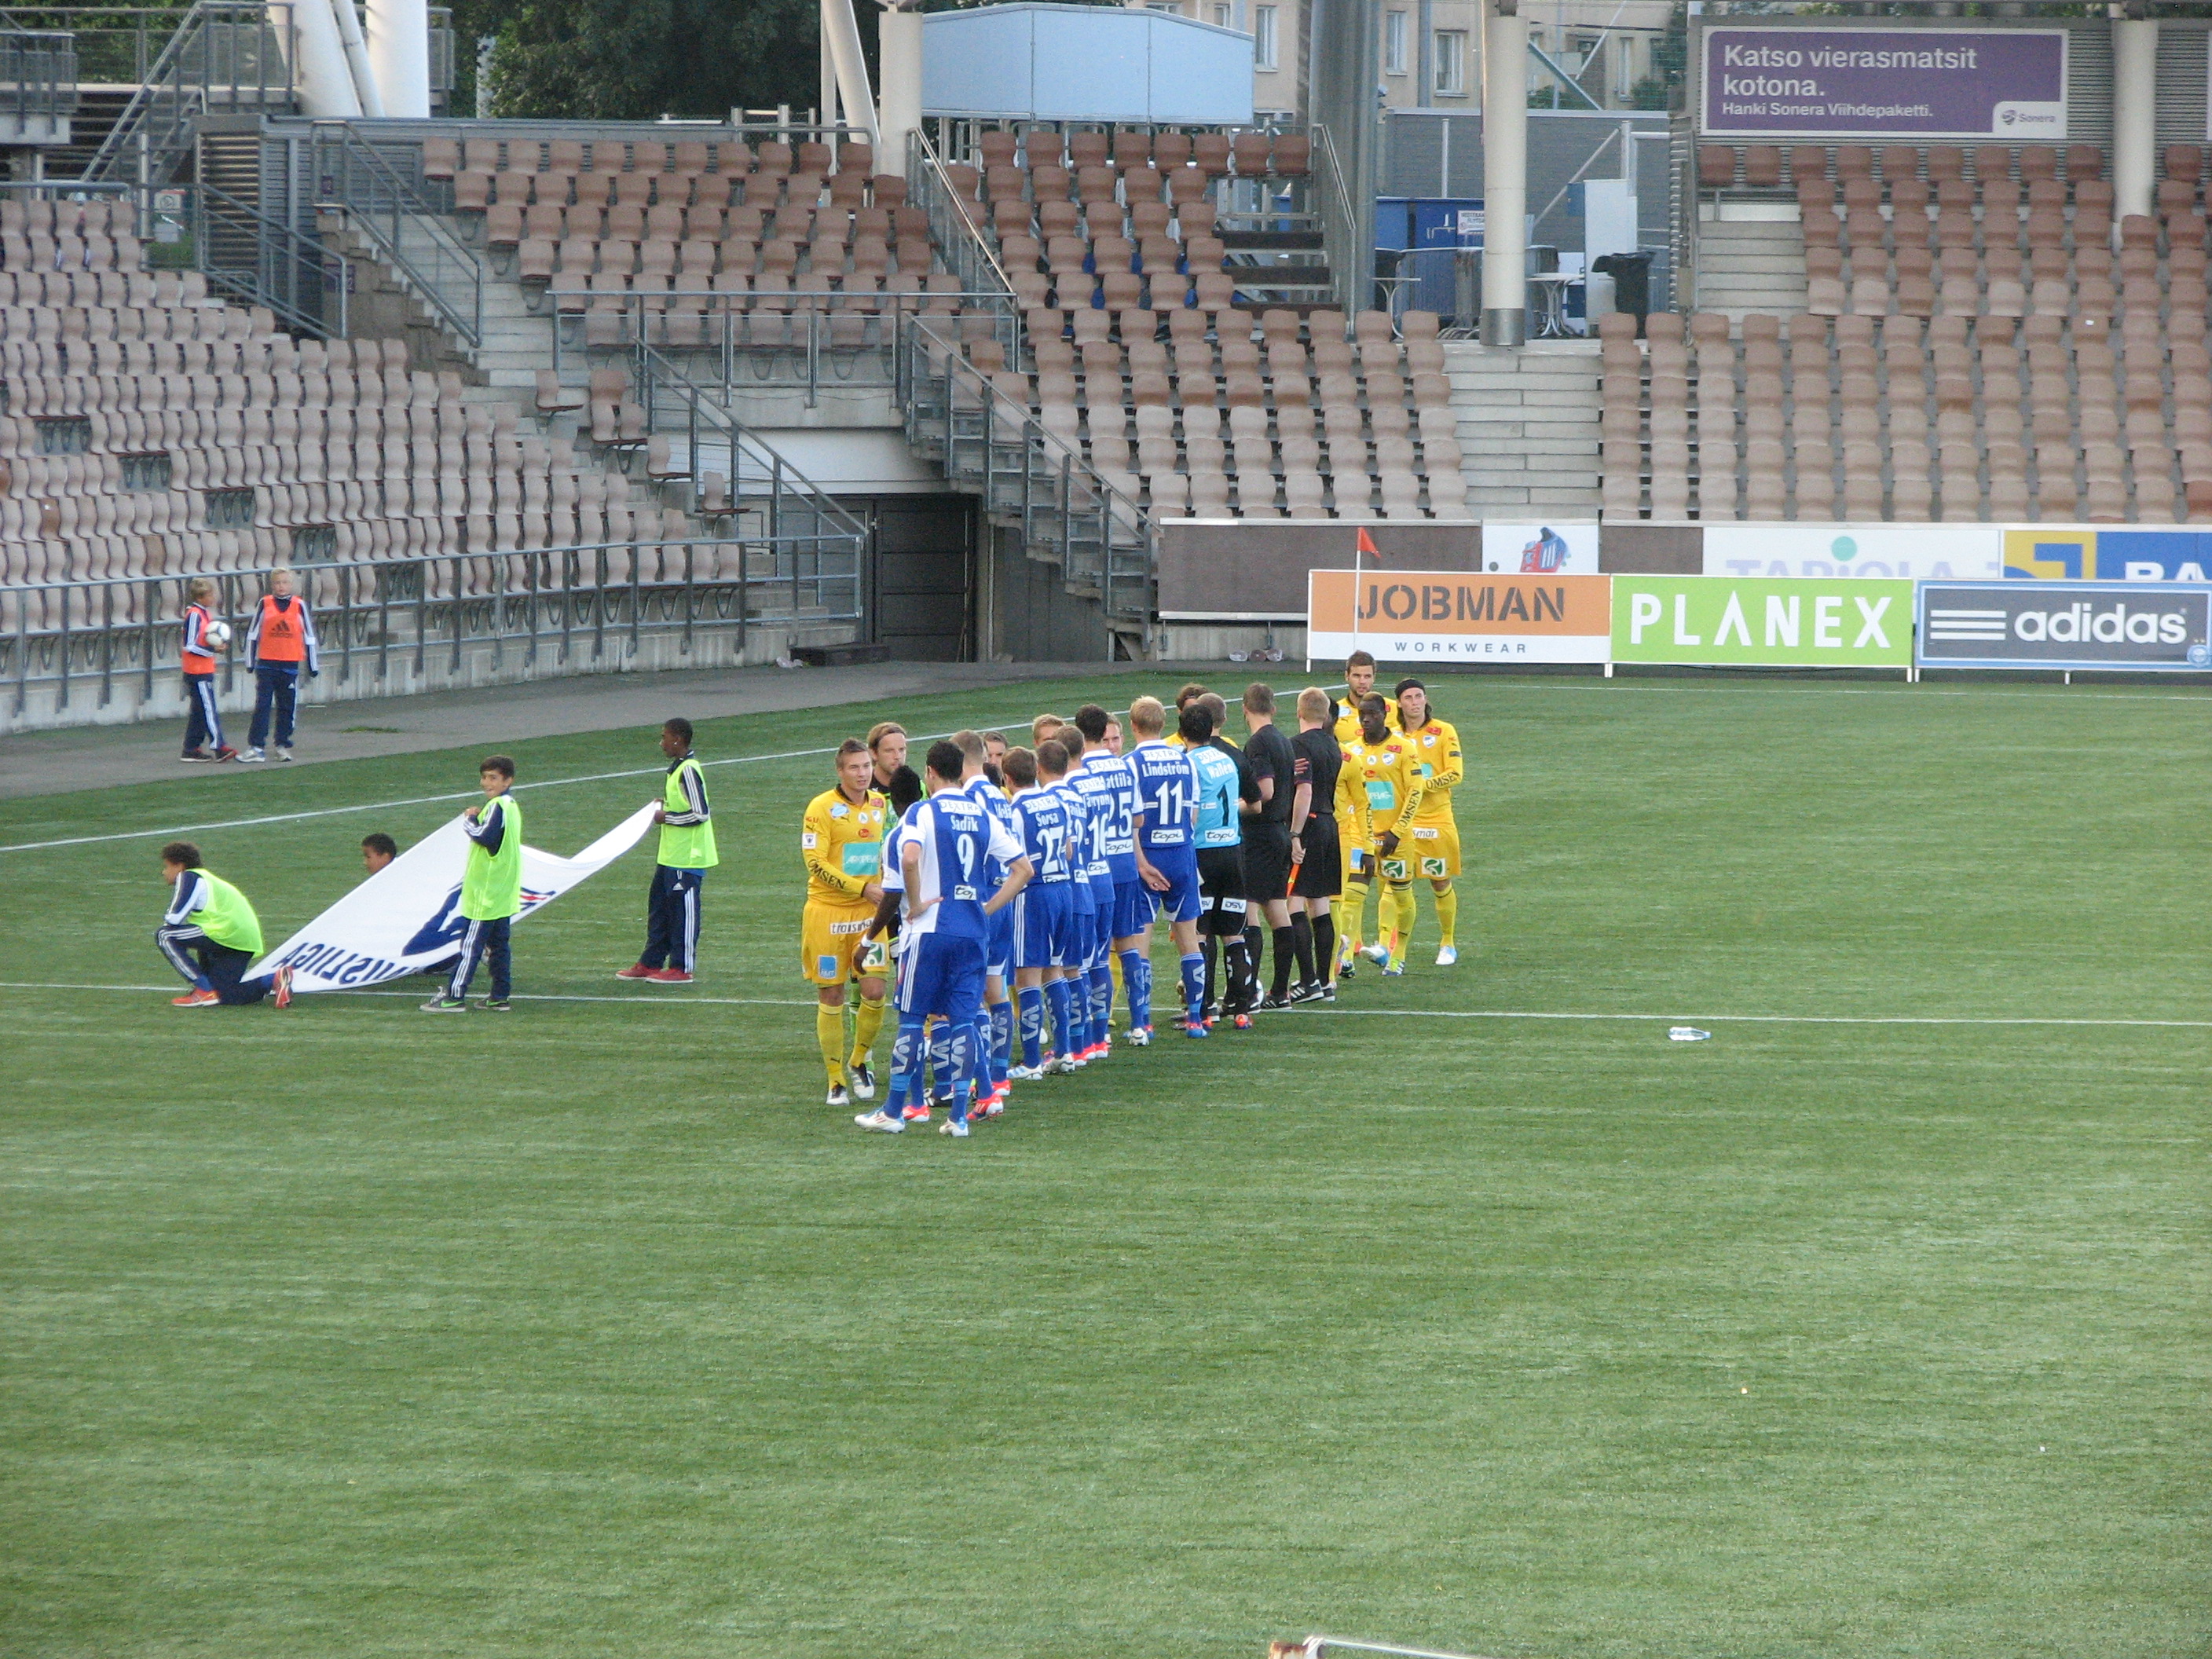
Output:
[1613,577,1914,667]
[1306,569,1611,663]
[1918,582,2212,670]
[1700,26,2067,141]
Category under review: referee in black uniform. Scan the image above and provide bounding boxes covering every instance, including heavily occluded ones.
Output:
[1287,687,1343,1001]
[1237,683,1300,1009]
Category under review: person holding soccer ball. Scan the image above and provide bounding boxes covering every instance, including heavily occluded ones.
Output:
[178,578,237,764]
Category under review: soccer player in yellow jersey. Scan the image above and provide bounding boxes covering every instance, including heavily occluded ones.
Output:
[801,739,893,1107]
[1331,650,1381,744]
[1331,694,1386,975]
[1391,676,1465,966]
[1350,695,1426,976]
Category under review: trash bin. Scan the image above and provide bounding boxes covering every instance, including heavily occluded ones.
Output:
[1591,250,1653,335]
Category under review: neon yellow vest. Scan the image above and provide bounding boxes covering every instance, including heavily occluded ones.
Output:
[461,793,523,920]
[188,869,263,955]
[657,756,719,870]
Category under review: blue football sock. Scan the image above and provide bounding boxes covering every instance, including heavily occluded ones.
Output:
[1018,985,1045,1068]
[989,998,1013,1087]
[1119,948,1150,1030]
[1088,963,1113,1040]
[888,1016,925,1112]
[971,1011,993,1094]
[947,1024,974,1123]
[928,1020,953,1103]
[1046,977,1076,1060]
[1179,951,1207,1023]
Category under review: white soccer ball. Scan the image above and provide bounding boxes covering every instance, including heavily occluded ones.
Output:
[204,621,232,646]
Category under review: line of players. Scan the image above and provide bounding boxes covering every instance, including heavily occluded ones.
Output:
[797,657,1463,1136]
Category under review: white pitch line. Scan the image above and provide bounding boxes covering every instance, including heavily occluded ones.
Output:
[3,982,2207,1029]
[0,682,1228,856]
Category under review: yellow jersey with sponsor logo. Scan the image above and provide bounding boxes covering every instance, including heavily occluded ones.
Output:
[1331,693,1401,745]
[1350,733,1423,840]
[801,786,891,903]
[1400,719,1461,826]
[1334,739,1379,850]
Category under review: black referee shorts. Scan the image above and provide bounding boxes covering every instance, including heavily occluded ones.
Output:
[1241,822,1295,905]
[1196,844,1249,936]
[1292,819,1342,899]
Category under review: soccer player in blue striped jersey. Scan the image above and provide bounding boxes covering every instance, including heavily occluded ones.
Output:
[1038,737,1103,1068]
[954,728,1018,1116]
[1004,743,1079,1079]
[855,741,1030,1137]
[1124,695,1210,1036]
[1071,703,1150,1043]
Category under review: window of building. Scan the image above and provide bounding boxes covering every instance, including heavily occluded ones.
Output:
[1384,9,1407,75]
[1212,2,1233,25]
[1254,5,1278,70]
[1433,28,1467,97]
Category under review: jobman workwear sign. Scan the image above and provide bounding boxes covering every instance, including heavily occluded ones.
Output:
[1917,582,2212,670]
[1700,26,2067,141]
[1613,577,1914,667]
[1306,569,1612,663]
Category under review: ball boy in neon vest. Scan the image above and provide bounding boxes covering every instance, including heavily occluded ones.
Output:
[617,718,717,984]
[423,756,523,1013]
[157,840,291,1009]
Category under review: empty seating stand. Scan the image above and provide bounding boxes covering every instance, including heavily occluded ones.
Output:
[1617,142,2212,522]
[998,302,1462,520]
[0,194,714,635]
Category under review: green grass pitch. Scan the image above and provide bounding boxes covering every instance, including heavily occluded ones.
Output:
[1,669,2205,1658]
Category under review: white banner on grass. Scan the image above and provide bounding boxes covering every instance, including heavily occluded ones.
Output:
[251,803,658,992]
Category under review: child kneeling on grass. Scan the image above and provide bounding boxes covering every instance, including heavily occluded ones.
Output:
[423,755,524,1013]
[157,841,291,1009]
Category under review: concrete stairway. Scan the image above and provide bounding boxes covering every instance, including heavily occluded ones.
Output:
[1690,213,1810,320]
[1442,340,1602,518]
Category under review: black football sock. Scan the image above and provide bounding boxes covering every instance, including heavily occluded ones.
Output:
[1289,913,1316,987]
[1224,937,1252,1009]
[1202,936,1219,1010]
[1243,925,1264,1003]
[1269,924,1295,999]
[1313,914,1336,983]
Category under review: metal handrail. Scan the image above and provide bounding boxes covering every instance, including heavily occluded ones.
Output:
[310,118,484,347]
[193,178,335,335]
[1309,119,1359,314]
[909,125,1015,303]
[632,339,874,545]
[81,0,295,184]
[591,287,1019,405]
[2,540,866,722]
[899,313,1154,641]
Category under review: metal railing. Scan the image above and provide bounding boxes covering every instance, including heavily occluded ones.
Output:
[907,125,1014,304]
[80,0,295,184]
[194,178,335,335]
[578,287,1018,405]
[309,117,484,346]
[896,313,1153,646]
[1309,120,1359,314]
[3,539,865,719]
[0,27,75,138]
[629,342,874,550]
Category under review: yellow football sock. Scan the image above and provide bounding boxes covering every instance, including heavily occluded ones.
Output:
[848,996,884,1068]
[1433,883,1457,947]
[1341,879,1369,954]
[1388,885,1418,964]
[817,1002,848,1086]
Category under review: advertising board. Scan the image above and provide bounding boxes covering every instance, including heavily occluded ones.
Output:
[2002,529,2212,583]
[1481,522,1601,575]
[1699,26,2067,141]
[1306,569,1612,664]
[1917,582,2212,670]
[1704,525,2003,582]
[1613,577,1915,667]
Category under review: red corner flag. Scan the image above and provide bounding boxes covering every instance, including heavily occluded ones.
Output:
[1356,527,1381,561]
